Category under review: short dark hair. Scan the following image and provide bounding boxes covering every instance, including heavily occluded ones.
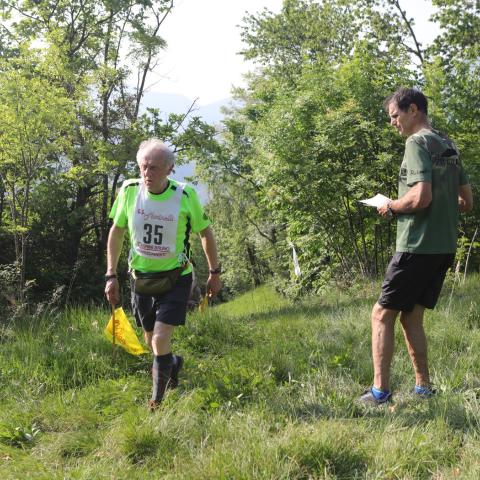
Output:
[384,87,428,115]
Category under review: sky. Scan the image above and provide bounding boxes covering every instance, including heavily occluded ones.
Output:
[147,0,440,106]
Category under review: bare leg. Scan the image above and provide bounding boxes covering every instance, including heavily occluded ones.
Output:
[371,303,399,390]
[151,322,175,355]
[399,304,429,386]
[144,330,153,350]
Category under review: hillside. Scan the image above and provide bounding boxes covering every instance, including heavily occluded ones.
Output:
[1,277,479,479]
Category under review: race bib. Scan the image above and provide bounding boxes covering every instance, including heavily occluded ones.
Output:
[132,182,183,259]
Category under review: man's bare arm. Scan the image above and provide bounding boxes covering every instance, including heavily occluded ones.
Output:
[459,184,473,213]
[105,224,126,305]
[378,182,432,218]
[198,225,222,297]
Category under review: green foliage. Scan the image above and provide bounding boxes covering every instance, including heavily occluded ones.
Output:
[199,0,480,297]
[202,20,414,294]
[466,301,480,330]
[0,422,41,449]
[241,0,360,71]
[0,46,76,303]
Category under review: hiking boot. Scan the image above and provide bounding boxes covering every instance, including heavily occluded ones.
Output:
[414,384,436,398]
[150,363,172,407]
[358,388,392,406]
[169,355,184,389]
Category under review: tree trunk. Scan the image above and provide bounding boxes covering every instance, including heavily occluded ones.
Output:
[246,242,261,287]
[19,232,27,304]
[66,185,91,270]
[98,173,109,262]
[0,178,4,228]
[342,195,366,276]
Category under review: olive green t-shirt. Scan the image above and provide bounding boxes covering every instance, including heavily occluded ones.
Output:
[110,178,211,273]
[396,128,469,254]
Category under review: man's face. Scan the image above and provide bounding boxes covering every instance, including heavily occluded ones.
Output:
[388,101,416,137]
[139,155,172,193]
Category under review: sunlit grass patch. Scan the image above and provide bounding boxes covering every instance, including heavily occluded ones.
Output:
[214,283,291,318]
[369,418,462,479]
[278,421,369,479]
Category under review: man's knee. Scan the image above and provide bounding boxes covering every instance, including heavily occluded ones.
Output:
[151,332,169,346]
[371,303,397,325]
[400,304,426,327]
[152,324,174,345]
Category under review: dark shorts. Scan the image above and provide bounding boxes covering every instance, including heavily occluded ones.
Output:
[378,252,454,312]
[131,273,193,331]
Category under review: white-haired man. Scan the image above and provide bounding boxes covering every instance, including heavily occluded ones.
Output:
[105,139,222,410]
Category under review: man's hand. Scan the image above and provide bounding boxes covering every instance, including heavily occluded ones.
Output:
[377,201,391,219]
[105,278,120,306]
[206,274,222,298]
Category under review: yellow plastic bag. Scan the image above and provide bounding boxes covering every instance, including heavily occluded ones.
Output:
[104,306,149,355]
[198,294,209,313]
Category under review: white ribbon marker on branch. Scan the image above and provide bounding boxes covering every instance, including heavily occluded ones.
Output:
[288,241,301,277]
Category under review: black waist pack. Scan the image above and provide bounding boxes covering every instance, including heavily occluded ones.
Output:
[132,267,184,296]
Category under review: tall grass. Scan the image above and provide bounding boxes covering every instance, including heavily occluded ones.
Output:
[1,278,479,479]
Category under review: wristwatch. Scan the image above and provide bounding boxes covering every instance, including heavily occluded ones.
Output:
[105,274,118,282]
[209,266,222,275]
[387,201,396,219]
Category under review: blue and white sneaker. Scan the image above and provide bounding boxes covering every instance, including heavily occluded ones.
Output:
[414,384,436,398]
[359,386,392,405]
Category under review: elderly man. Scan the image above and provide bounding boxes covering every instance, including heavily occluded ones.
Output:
[105,139,222,410]
[360,88,473,405]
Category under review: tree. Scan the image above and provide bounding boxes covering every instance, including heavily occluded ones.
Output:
[0,46,75,301]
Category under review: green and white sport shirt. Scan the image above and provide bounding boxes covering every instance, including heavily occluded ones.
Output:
[109,178,211,274]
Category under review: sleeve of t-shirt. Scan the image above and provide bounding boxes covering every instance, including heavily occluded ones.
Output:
[186,186,211,233]
[109,186,128,228]
[404,138,432,186]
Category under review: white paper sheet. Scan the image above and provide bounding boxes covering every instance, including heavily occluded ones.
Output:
[359,193,391,208]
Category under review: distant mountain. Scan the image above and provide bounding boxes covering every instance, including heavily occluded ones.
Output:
[141,91,231,125]
[139,91,233,204]
[171,162,209,205]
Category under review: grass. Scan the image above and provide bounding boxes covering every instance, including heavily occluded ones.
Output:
[1,276,480,479]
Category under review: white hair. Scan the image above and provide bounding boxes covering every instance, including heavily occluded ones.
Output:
[136,139,175,167]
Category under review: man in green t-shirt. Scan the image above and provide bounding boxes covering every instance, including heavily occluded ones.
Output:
[360,88,473,405]
[105,139,222,410]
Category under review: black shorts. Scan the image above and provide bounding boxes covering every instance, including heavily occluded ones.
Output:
[378,252,454,312]
[131,273,193,331]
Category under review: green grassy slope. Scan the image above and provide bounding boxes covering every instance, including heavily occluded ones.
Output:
[1,278,480,479]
